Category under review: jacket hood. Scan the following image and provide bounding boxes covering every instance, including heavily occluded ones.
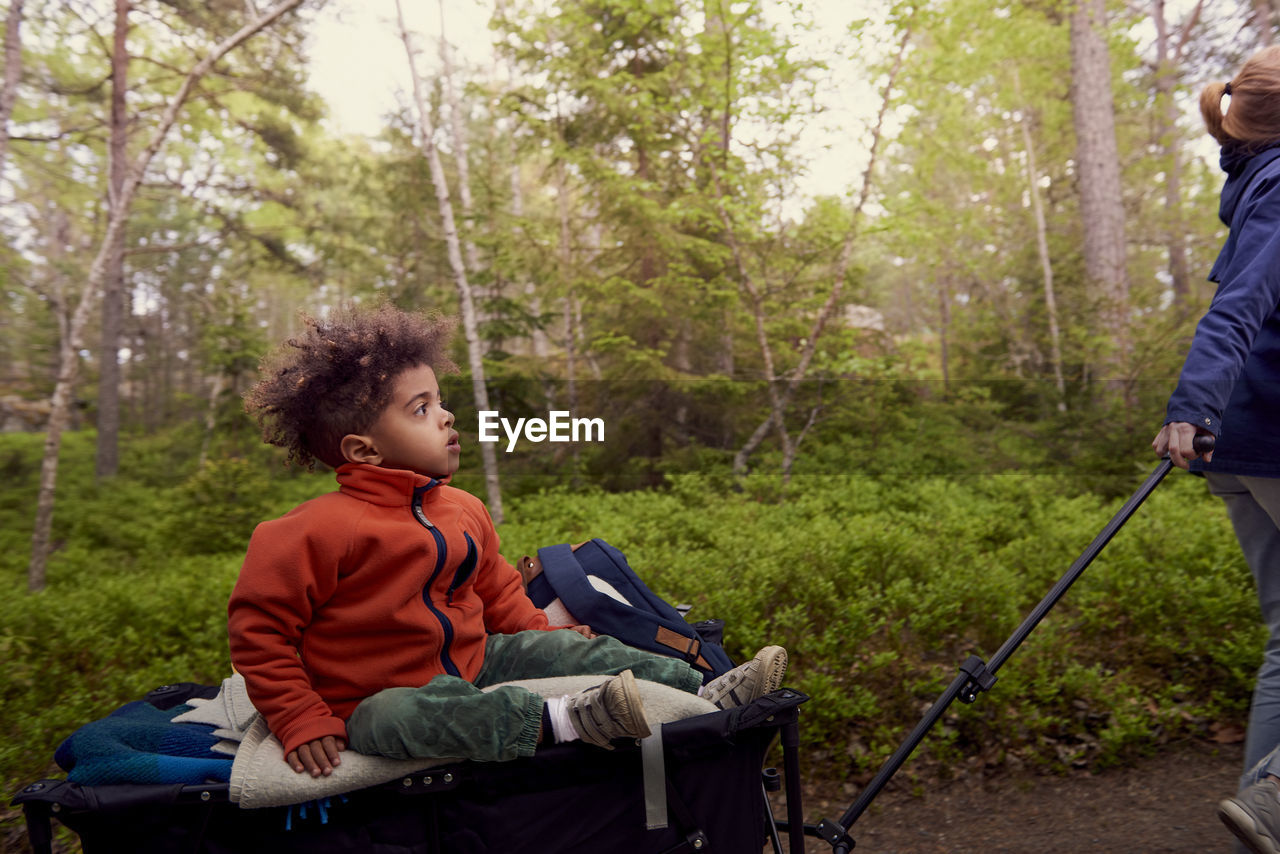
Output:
[1219,142,1280,225]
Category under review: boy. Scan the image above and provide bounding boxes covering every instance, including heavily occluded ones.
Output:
[229,304,787,777]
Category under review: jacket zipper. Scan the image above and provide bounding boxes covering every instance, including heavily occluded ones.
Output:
[446,535,477,605]
[412,483,461,677]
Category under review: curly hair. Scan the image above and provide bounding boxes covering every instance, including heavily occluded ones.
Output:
[245,303,456,469]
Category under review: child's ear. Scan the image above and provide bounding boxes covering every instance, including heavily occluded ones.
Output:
[339,433,382,466]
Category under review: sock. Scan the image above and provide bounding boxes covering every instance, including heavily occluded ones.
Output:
[544,697,579,744]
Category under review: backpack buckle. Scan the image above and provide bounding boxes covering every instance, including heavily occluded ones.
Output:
[654,626,711,670]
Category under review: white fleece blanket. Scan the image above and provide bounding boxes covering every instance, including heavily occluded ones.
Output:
[228,675,715,809]
[172,674,259,755]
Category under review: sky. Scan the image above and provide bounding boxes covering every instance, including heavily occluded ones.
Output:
[304,0,884,205]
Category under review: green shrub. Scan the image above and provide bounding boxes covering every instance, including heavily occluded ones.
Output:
[0,430,1261,830]
[164,457,276,555]
[499,468,1258,780]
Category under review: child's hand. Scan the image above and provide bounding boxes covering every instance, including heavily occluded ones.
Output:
[566,624,598,639]
[285,735,346,777]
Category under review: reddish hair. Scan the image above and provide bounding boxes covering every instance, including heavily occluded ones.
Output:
[1201,45,1280,149]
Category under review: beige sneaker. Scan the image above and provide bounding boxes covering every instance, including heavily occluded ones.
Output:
[1221,778,1280,854]
[702,646,788,709]
[563,670,651,749]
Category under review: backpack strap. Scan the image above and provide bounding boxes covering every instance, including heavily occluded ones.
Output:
[518,542,589,587]
[535,541,717,671]
[653,626,712,671]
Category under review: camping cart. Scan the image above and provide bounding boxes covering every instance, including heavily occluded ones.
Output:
[13,439,1212,853]
[14,681,809,854]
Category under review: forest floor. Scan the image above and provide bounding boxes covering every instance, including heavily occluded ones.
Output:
[774,736,1247,853]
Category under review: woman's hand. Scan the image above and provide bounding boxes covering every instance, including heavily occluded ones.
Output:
[1153,421,1215,470]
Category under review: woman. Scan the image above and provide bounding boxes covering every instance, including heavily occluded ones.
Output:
[1155,45,1280,854]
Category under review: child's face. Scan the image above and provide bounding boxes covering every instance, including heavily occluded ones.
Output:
[359,364,460,478]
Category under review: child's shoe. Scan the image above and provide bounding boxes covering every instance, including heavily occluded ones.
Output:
[701,645,787,709]
[563,669,651,749]
[1220,778,1280,854]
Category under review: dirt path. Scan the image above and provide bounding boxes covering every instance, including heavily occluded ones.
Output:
[776,738,1246,853]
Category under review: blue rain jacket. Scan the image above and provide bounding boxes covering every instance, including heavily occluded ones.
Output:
[1165,144,1280,477]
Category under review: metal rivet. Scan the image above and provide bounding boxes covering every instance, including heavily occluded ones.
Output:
[402,777,413,787]
[693,839,704,850]
[443,773,453,783]
[51,804,61,813]
[200,791,211,802]
[423,776,433,786]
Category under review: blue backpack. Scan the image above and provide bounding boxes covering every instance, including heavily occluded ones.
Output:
[519,539,734,684]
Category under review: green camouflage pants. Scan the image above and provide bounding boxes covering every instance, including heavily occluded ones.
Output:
[345,629,702,762]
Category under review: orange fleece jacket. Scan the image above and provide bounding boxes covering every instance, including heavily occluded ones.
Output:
[227,463,551,756]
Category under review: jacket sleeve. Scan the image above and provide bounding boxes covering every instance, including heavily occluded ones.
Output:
[1166,169,1280,435]
[228,504,350,756]
[467,503,551,635]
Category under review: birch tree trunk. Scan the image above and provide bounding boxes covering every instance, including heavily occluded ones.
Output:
[556,156,579,463]
[396,0,504,523]
[1153,0,1201,308]
[199,373,227,467]
[0,0,23,177]
[437,1,481,277]
[1070,0,1130,373]
[96,0,130,479]
[730,25,910,477]
[1254,0,1277,44]
[1014,71,1066,411]
[492,0,547,361]
[27,0,305,592]
[938,272,952,397]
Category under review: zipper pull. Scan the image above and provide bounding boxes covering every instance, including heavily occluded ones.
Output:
[412,481,437,528]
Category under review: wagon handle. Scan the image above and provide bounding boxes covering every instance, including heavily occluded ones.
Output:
[815,434,1214,854]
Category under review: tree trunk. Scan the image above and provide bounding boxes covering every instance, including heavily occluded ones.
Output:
[1070,0,1130,372]
[1254,0,1277,44]
[96,0,130,479]
[1014,71,1067,411]
[0,0,23,176]
[396,0,504,523]
[1152,0,1191,307]
[199,373,226,467]
[556,156,579,469]
[437,1,481,278]
[27,0,306,592]
[938,272,952,397]
[492,0,546,362]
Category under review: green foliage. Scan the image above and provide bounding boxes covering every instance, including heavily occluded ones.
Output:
[0,432,331,821]
[0,2,1271,842]
[163,458,275,555]
[0,428,1261,846]
[500,468,1259,780]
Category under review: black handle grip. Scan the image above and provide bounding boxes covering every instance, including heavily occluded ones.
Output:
[1193,433,1215,455]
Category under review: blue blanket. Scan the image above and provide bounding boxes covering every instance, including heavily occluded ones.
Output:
[55,700,233,786]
